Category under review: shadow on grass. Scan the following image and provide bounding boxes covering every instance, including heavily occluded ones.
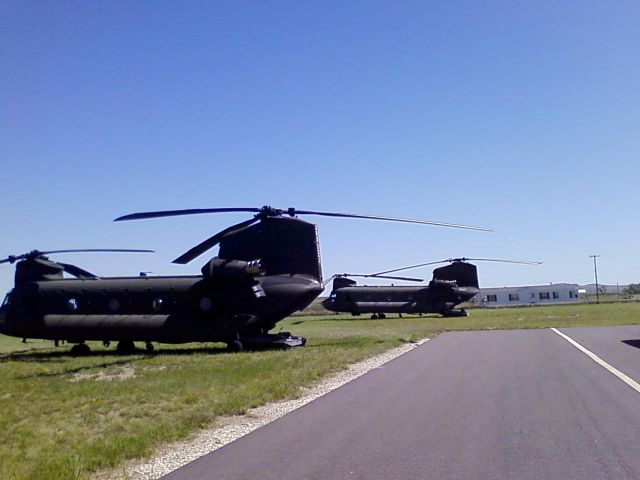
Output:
[1,345,229,364]
[297,314,433,324]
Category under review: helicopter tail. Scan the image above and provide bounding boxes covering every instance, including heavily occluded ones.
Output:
[432,262,479,289]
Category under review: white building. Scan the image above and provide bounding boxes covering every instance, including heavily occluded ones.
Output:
[477,283,580,307]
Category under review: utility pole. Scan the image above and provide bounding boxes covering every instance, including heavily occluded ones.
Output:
[590,254,601,304]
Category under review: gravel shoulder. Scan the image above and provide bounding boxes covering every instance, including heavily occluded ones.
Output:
[94,338,429,480]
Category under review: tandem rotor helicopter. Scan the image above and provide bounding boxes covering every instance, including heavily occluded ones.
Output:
[322,257,541,318]
[0,206,490,354]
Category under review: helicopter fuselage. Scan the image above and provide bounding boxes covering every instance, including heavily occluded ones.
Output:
[0,273,322,344]
[322,282,478,317]
[323,261,481,318]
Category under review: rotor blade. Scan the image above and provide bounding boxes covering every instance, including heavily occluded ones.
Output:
[452,257,542,265]
[368,274,423,282]
[339,273,423,282]
[172,217,260,264]
[321,274,339,288]
[372,257,541,276]
[116,206,491,231]
[40,249,155,255]
[115,208,262,221]
[58,262,100,279]
[373,259,452,276]
[291,209,492,232]
[0,249,154,264]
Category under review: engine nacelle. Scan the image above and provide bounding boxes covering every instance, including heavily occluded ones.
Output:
[332,277,357,291]
[429,278,457,288]
[201,257,264,280]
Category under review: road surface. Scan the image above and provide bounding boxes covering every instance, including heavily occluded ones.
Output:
[163,325,640,480]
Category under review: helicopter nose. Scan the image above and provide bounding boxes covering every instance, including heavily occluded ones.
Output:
[293,277,323,309]
[297,279,322,305]
[308,279,323,296]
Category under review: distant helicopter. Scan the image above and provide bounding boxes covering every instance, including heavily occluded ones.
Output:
[0,207,490,354]
[322,257,540,318]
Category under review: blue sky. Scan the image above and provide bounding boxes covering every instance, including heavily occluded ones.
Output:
[1,1,639,295]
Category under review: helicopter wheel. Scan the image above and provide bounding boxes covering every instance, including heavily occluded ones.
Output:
[116,340,136,354]
[145,342,155,353]
[227,340,243,353]
[71,343,91,356]
[370,314,379,320]
[378,313,386,319]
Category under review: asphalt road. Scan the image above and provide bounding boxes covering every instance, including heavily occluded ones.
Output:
[163,326,640,480]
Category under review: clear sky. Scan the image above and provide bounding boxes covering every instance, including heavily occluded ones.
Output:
[1,1,639,296]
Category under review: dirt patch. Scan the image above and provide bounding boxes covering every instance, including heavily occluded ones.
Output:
[70,366,136,382]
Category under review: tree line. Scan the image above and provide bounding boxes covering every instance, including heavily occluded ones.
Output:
[624,284,640,295]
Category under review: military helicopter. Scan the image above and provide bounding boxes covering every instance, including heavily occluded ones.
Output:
[0,206,490,354]
[322,257,540,318]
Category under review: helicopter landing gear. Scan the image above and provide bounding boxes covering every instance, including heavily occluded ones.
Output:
[116,340,136,354]
[145,342,154,353]
[370,313,386,319]
[70,343,91,356]
[370,314,378,319]
[236,332,306,350]
[227,339,244,353]
[442,309,468,318]
[103,340,111,348]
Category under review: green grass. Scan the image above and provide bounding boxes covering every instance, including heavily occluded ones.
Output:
[1,301,640,480]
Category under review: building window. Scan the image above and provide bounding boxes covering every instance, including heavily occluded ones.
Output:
[570,291,577,299]
[486,295,497,303]
[509,293,520,301]
[552,292,560,299]
[539,292,550,300]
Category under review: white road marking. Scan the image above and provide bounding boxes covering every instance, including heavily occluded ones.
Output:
[551,327,640,393]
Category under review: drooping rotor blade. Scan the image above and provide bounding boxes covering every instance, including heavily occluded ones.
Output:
[322,274,338,288]
[368,274,423,282]
[373,257,542,276]
[116,205,490,231]
[114,205,491,265]
[115,208,262,221]
[451,257,542,265]
[40,249,154,255]
[0,249,154,264]
[338,273,423,282]
[373,259,452,276]
[0,256,19,265]
[58,262,100,279]
[291,209,492,232]
[172,216,260,264]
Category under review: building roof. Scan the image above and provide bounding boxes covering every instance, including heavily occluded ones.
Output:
[480,283,578,292]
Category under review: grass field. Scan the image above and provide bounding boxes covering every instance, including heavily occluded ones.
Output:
[1,302,640,480]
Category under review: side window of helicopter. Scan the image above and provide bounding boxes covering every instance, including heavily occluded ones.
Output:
[108,298,121,312]
[199,297,213,311]
[152,298,163,312]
